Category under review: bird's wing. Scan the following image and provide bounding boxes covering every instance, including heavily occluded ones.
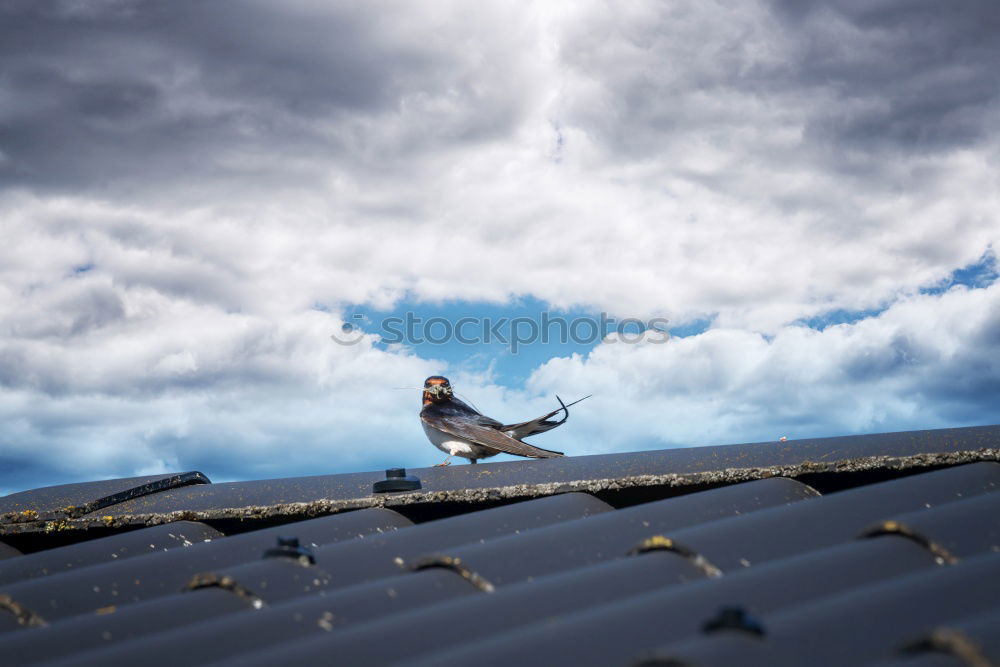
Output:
[448,396,504,428]
[500,395,591,440]
[421,413,564,458]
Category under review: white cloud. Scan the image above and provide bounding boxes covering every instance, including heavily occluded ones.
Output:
[1,0,998,492]
[527,281,1000,453]
[3,279,996,490]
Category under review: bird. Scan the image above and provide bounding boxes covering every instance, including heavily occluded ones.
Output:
[419,375,589,466]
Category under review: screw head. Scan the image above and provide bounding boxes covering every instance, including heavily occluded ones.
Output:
[702,605,765,637]
[263,535,315,566]
[373,468,421,493]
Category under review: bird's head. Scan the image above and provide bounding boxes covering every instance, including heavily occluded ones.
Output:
[422,376,453,405]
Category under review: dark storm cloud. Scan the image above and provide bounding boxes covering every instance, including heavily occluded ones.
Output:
[841,333,932,382]
[769,0,1000,153]
[554,0,1000,165]
[6,0,993,199]
[0,0,503,194]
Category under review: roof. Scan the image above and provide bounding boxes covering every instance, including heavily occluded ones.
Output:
[0,424,998,666]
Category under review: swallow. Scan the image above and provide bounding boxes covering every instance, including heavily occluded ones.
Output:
[420,376,589,465]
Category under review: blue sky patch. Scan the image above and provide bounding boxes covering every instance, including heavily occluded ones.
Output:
[797,250,997,331]
[921,250,998,295]
[328,296,680,386]
[796,306,889,330]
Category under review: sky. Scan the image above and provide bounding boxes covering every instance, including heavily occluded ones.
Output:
[1,0,999,495]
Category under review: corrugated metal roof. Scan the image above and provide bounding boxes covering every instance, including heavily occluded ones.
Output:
[0,424,998,666]
[3,424,996,540]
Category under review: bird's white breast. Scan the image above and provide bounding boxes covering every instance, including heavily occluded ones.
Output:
[422,422,476,457]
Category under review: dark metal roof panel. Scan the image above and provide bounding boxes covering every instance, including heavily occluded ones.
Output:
[202,463,998,667]
[766,556,1000,666]
[223,552,720,667]
[397,536,938,667]
[175,557,338,607]
[866,491,1000,559]
[0,521,222,587]
[0,611,20,633]
[1,587,252,667]
[390,473,998,667]
[15,493,610,664]
[0,492,626,665]
[936,610,1000,665]
[185,557,334,605]
[409,476,816,587]
[149,478,798,622]
[0,472,210,521]
[875,608,1000,667]
[0,507,412,628]
[0,480,806,665]
[1,426,997,666]
[330,552,708,667]
[7,425,996,537]
[870,655,967,667]
[37,569,483,667]
[643,552,1000,667]
[232,492,613,598]
[83,551,707,667]
[637,462,999,572]
[0,493,603,628]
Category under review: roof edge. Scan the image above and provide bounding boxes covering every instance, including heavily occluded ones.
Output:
[2,446,996,538]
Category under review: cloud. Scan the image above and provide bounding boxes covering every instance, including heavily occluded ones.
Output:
[770,0,1000,151]
[0,0,998,493]
[526,280,1000,453]
[2,279,996,494]
[2,1,997,325]
[0,0,543,195]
